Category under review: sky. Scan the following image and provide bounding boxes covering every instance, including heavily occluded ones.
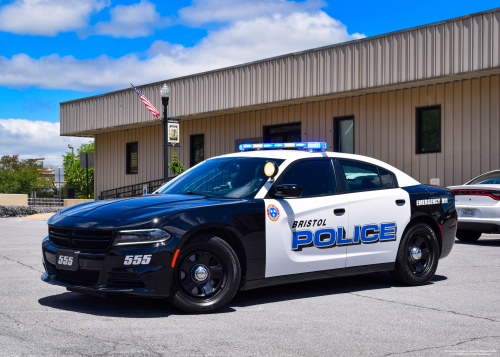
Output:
[0,0,498,166]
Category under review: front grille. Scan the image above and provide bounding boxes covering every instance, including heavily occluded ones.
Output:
[110,273,145,287]
[55,268,101,285]
[49,227,114,250]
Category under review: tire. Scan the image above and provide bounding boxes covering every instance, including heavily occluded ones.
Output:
[168,235,241,314]
[456,229,482,242]
[390,222,440,286]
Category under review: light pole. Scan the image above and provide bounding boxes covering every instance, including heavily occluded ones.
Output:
[68,144,74,166]
[161,84,171,183]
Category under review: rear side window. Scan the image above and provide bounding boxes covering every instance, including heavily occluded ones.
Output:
[277,160,336,197]
[340,161,382,191]
[379,169,395,188]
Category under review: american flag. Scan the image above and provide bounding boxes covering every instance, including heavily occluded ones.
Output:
[130,83,160,119]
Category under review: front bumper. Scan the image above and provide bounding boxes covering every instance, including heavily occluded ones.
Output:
[41,236,177,297]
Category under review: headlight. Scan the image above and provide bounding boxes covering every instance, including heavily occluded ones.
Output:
[113,229,171,246]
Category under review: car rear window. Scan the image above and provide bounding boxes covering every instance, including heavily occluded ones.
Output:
[468,171,500,185]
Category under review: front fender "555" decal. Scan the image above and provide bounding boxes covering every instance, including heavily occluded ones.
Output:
[124,254,152,265]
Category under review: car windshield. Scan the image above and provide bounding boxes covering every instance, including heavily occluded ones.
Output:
[156,157,284,198]
[468,171,500,185]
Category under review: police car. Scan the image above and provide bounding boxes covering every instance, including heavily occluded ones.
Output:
[449,170,500,242]
[42,142,457,313]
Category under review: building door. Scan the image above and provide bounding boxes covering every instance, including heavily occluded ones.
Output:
[334,116,354,153]
[263,123,301,143]
[190,134,204,167]
[264,159,348,277]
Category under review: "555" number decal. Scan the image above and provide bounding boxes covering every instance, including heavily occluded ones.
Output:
[124,255,152,265]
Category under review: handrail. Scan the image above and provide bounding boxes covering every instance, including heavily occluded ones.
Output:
[98,178,174,200]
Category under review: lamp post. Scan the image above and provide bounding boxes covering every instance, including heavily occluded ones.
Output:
[161,84,171,183]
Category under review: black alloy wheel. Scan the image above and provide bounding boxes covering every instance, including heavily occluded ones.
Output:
[390,222,440,285]
[179,251,226,298]
[406,234,433,276]
[168,235,241,314]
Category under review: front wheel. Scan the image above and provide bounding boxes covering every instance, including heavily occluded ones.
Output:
[456,229,481,242]
[390,222,440,285]
[168,235,241,314]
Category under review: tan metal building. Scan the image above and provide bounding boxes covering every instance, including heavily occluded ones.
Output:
[60,8,500,198]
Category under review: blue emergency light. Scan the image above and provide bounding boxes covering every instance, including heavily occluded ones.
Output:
[238,142,327,152]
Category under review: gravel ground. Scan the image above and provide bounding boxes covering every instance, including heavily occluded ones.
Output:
[0,217,498,356]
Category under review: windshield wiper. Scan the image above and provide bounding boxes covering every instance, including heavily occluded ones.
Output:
[184,191,220,198]
[185,191,201,195]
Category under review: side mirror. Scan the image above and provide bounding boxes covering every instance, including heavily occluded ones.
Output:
[273,184,302,198]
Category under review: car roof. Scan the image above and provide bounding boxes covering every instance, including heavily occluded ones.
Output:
[214,150,420,187]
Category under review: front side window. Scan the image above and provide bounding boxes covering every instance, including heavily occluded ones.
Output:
[277,160,336,198]
[157,157,284,198]
[417,106,441,154]
[126,142,138,174]
[340,161,382,191]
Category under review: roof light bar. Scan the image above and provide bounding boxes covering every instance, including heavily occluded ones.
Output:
[238,142,327,152]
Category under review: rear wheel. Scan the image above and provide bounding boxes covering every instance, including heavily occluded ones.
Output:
[456,229,481,242]
[390,222,440,285]
[168,235,241,314]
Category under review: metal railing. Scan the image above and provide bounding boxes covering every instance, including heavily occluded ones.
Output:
[28,198,64,207]
[99,178,170,200]
[30,187,69,199]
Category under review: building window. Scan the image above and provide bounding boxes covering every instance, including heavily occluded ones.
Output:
[417,106,441,154]
[263,123,301,143]
[126,142,138,174]
[190,134,204,167]
[334,116,354,153]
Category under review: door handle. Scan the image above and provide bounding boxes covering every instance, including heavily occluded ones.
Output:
[334,208,346,216]
[396,199,406,206]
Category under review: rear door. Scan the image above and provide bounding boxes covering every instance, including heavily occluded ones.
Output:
[335,159,411,268]
[264,159,349,278]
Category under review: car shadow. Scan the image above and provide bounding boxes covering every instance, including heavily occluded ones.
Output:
[455,238,500,246]
[38,272,447,317]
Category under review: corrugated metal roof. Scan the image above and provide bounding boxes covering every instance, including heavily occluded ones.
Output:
[61,7,500,135]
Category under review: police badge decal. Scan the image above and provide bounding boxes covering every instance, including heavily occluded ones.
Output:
[267,204,280,221]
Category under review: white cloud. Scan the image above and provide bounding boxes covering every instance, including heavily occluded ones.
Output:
[0,119,91,166]
[178,0,326,25]
[91,0,168,39]
[0,0,108,36]
[0,11,364,91]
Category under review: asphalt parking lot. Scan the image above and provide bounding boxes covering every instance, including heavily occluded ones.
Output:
[0,217,498,356]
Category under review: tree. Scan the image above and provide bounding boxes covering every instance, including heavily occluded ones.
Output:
[168,151,185,177]
[62,142,94,199]
[0,155,54,194]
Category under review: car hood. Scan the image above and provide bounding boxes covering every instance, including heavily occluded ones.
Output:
[59,194,206,220]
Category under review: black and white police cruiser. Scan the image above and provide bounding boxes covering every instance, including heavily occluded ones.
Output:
[42,142,456,313]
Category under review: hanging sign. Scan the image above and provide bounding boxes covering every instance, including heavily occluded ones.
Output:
[167,119,180,146]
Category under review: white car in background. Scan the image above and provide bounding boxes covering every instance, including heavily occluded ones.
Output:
[449,170,500,242]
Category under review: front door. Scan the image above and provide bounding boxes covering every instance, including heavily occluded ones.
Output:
[336,159,411,267]
[263,159,348,278]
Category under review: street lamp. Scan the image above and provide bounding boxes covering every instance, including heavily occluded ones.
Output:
[161,84,170,183]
